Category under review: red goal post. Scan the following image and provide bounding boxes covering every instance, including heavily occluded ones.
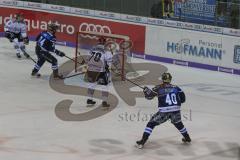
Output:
[75,31,133,80]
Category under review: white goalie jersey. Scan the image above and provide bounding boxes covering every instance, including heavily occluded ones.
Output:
[4,19,27,38]
[87,45,112,72]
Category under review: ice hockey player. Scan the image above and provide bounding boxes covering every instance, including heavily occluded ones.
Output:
[136,72,191,149]
[31,23,65,79]
[4,13,30,59]
[85,37,112,107]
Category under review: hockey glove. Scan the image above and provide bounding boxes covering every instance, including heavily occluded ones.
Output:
[5,31,14,42]
[23,37,29,45]
[143,86,155,100]
[55,49,65,57]
[143,86,152,95]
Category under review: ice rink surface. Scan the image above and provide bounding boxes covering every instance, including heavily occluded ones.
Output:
[0,37,240,160]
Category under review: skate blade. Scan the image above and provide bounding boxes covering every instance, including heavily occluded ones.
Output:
[182,139,191,144]
[135,144,143,149]
[31,74,41,78]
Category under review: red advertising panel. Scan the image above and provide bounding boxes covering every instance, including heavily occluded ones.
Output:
[0,7,145,54]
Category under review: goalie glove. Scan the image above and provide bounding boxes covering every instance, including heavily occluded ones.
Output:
[5,31,14,42]
[23,37,29,45]
[55,49,65,57]
[143,86,156,100]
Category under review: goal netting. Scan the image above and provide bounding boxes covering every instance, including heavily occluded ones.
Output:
[75,31,137,81]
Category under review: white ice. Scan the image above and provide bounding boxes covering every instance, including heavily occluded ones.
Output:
[0,37,240,160]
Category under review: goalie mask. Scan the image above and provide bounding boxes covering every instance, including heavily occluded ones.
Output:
[47,23,59,34]
[161,72,172,83]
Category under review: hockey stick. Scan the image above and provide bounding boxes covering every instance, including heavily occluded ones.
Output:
[21,49,37,63]
[106,42,144,89]
[64,55,85,65]
[111,66,165,97]
[111,67,144,89]
[28,55,37,63]
[63,71,86,79]
[124,75,144,89]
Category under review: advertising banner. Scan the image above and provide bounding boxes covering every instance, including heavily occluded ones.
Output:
[174,0,216,23]
[0,7,145,55]
[146,25,240,72]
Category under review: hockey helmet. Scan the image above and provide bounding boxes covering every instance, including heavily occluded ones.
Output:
[47,23,59,33]
[98,36,106,45]
[15,13,24,22]
[162,72,172,83]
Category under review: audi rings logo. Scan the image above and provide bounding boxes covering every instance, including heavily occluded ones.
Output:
[79,23,111,39]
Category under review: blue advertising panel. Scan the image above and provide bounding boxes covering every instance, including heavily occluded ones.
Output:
[174,0,216,24]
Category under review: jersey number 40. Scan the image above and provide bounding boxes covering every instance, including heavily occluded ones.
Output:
[165,93,178,105]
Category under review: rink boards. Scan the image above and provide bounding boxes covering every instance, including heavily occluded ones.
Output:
[0,0,240,75]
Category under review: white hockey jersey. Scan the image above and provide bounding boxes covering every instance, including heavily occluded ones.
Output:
[4,19,27,38]
[87,45,112,72]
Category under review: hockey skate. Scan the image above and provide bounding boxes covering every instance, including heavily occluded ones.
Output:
[31,69,41,78]
[53,69,64,79]
[16,53,21,59]
[87,99,96,105]
[135,140,145,149]
[182,134,191,143]
[102,101,110,108]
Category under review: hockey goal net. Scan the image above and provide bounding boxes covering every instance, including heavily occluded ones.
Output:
[75,31,134,80]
